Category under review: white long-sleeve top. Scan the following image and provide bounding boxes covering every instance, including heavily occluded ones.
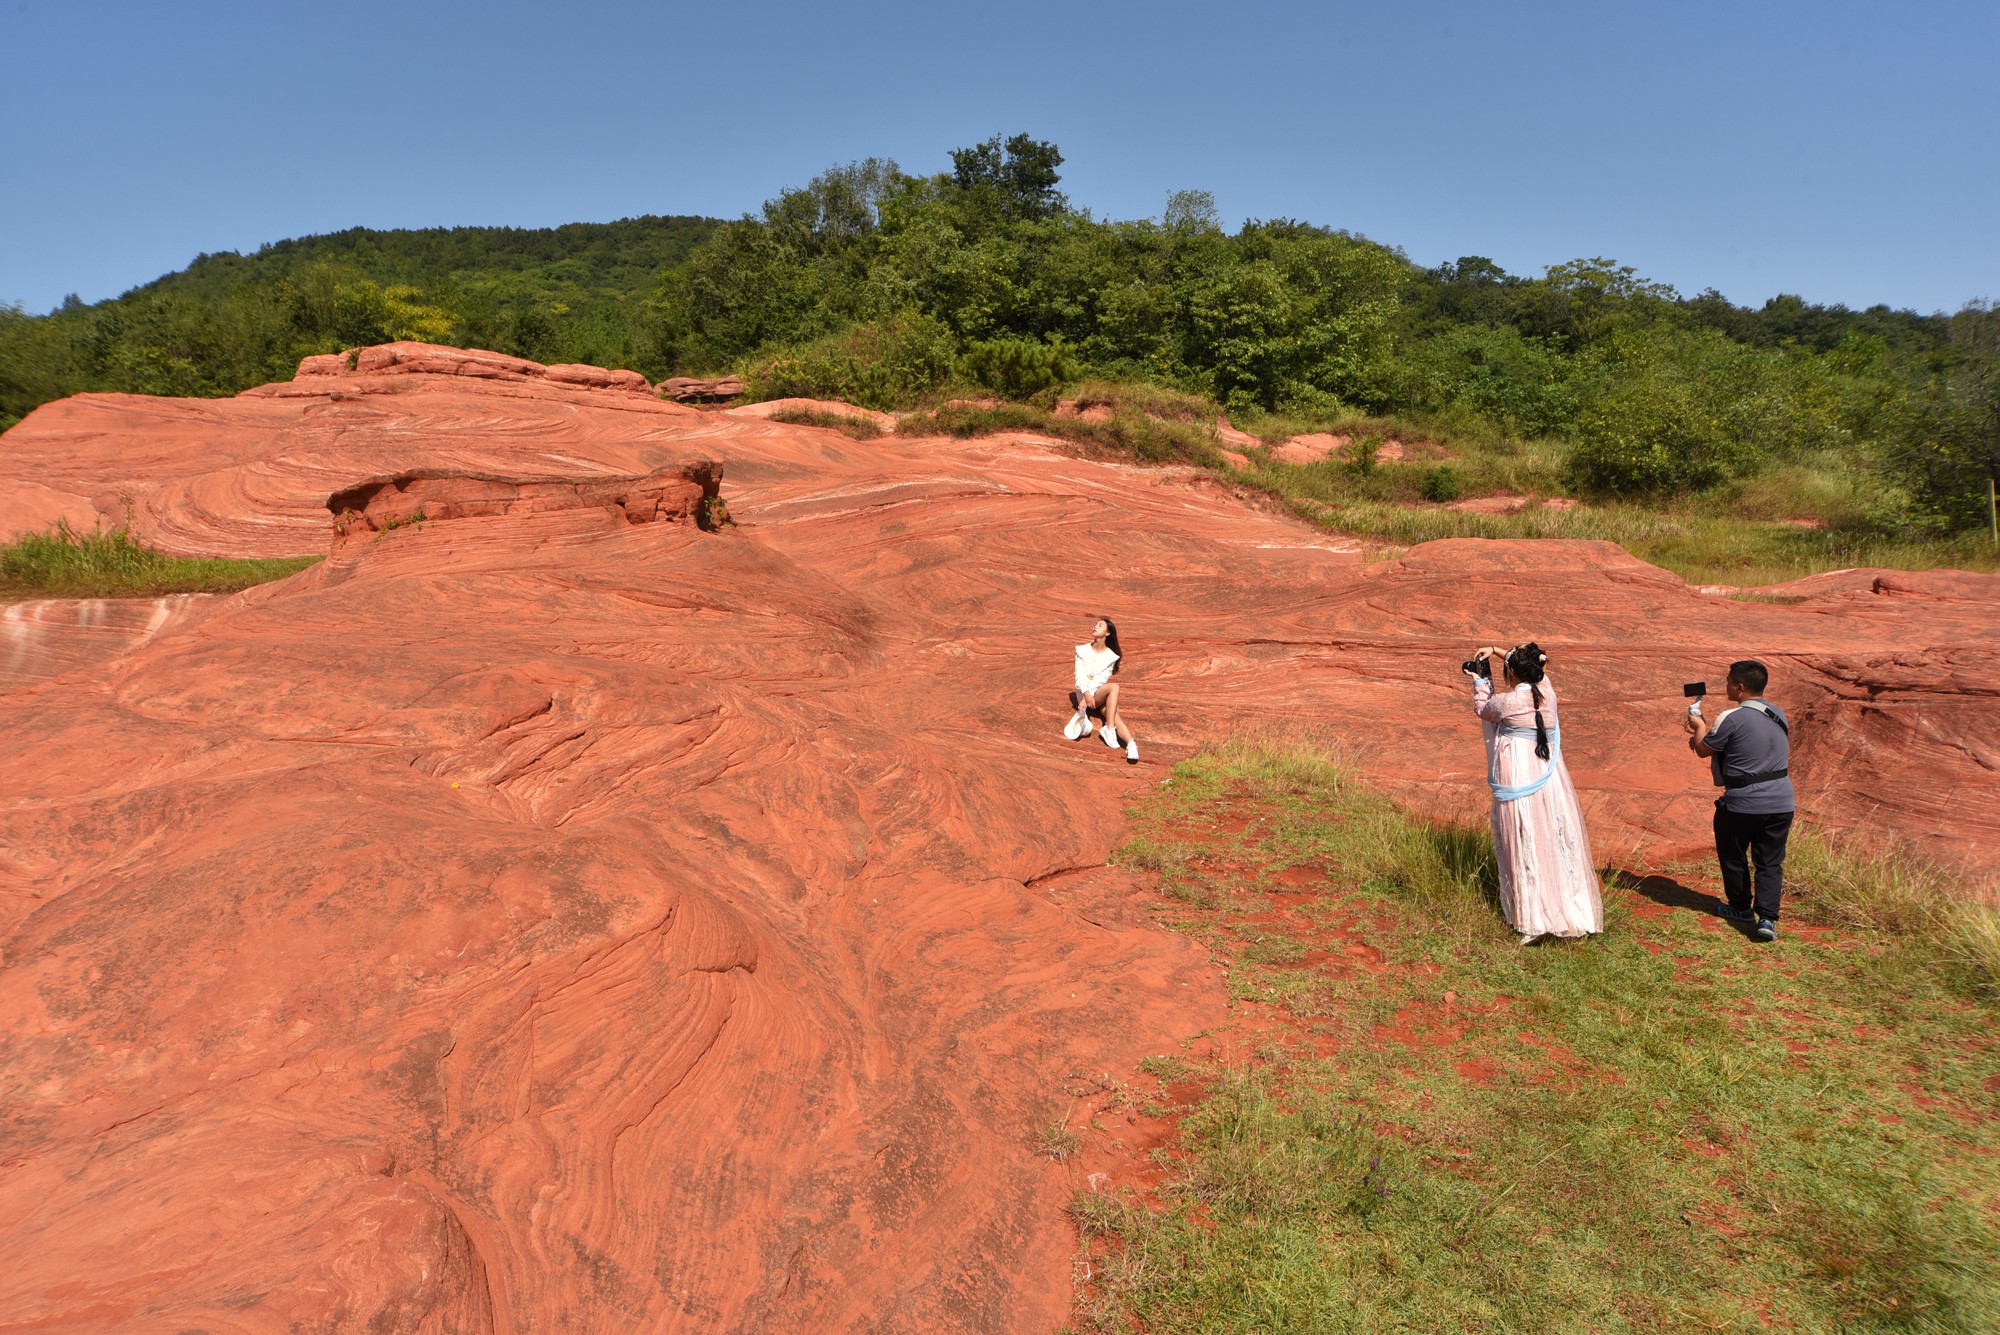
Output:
[1074,642,1119,695]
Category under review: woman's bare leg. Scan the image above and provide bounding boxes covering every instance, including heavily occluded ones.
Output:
[1101,683,1135,745]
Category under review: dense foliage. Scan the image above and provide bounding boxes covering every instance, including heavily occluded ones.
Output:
[0,216,717,426]
[4,140,1996,538]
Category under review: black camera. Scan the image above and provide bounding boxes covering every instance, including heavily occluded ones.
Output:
[1461,655,1492,679]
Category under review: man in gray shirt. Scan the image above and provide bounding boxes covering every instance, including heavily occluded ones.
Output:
[1684,659,1796,942]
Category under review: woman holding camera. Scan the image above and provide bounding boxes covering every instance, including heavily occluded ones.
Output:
[1468,642,1602,944]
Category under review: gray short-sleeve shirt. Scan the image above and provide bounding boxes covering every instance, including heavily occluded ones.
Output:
[1706,701,1796,814]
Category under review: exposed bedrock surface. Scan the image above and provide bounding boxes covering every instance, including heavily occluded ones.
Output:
[1,347,1995,1331]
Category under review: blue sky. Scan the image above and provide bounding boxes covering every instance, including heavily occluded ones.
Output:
[2,0,1994,315]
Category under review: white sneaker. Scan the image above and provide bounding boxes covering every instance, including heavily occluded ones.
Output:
[1063,713,1087,741]
[1124,738,1139,764]
[1101,724,1120,748]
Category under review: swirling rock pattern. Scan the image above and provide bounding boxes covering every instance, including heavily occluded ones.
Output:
[1,347,1996,1331]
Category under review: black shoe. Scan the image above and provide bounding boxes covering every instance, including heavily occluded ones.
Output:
[1752,917,1778,943]
[1717,903,1756,925]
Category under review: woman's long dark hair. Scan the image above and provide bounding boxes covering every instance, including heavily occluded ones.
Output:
[1506,642,1551,760]
[1099,615,1123,674]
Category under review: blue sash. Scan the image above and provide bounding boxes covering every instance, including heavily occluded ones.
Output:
[1490,724,1559,802]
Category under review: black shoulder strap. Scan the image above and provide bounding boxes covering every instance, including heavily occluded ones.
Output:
[1741,699,1789,734]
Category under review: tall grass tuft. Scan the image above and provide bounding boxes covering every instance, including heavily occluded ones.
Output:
[1,522,319,599]
[1788,831,2000,992]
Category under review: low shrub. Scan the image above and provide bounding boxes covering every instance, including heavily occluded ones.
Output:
[742,311,956,410]
[1069,379,1216,424]
[959,336,1074,400]
[765,408,885,440]
[1421,464,1464,502]
[1052,411,1216,466]
[895,402,1047,438]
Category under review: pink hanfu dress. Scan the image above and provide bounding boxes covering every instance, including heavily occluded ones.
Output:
[1473,675,1603,939]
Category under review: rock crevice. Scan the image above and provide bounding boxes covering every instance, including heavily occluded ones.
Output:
[326,464,723,533]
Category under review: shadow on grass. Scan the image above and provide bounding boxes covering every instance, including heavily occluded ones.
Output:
[1612,869,1770,940]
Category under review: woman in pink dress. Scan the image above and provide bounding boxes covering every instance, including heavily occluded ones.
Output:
[1468,642,1603,944]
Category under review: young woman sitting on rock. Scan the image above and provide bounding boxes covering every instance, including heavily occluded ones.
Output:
[1468,642,1602,944]
[1065,616,1139,764]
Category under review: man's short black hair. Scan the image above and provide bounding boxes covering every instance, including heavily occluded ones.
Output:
[1728,659,1769,694]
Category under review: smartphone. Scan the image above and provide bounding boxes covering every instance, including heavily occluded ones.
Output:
[1682,682,1707,698]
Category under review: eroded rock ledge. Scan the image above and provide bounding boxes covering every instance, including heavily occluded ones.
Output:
[297,341,655,394]
[327,463,723,532]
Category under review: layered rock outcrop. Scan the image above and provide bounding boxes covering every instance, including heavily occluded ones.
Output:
[0,345,720,557]
[1,345,1995,1332]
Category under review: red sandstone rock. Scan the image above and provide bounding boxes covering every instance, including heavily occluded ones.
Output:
[2,349,1997,1331]
[0,479,101,542]
[292,343,652,394]
[727,397,898,432]
[659,375,747,402]
[296,351,355,377]
[327,466,721,532]
[1,594,218,686]
[542,363,651,393]
[0,345,718,558]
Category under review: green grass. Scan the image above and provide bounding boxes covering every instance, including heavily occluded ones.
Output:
[1251,486,1996,587]
[0,523,319,599]
[765,407,886,440]
[884,383,1998,585]
[1216,440,1997,585]
[896,389,1220,466]
[1072,741,2000,1334]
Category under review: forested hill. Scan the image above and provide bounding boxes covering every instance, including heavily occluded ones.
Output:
[2,135,1994,540]
[139,216,720,311]
[0,215,720,422]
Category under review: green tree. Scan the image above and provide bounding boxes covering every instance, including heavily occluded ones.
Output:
[1517,257,1679,349]
[949,134,1068,222]
[1567,325,1842,494]
[1885,304,2000,538]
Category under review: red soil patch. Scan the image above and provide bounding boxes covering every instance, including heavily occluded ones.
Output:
[1445,493,1532,514]
[1268,433,1432,466]
[1443,494,1581,515]
[1214,416,1262,450]
[1453,1057,1502,1085]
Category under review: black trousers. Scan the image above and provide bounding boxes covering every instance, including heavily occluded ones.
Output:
[1714,805,1795,920]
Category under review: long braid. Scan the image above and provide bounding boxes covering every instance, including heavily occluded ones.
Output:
[1508,642,1552,760]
